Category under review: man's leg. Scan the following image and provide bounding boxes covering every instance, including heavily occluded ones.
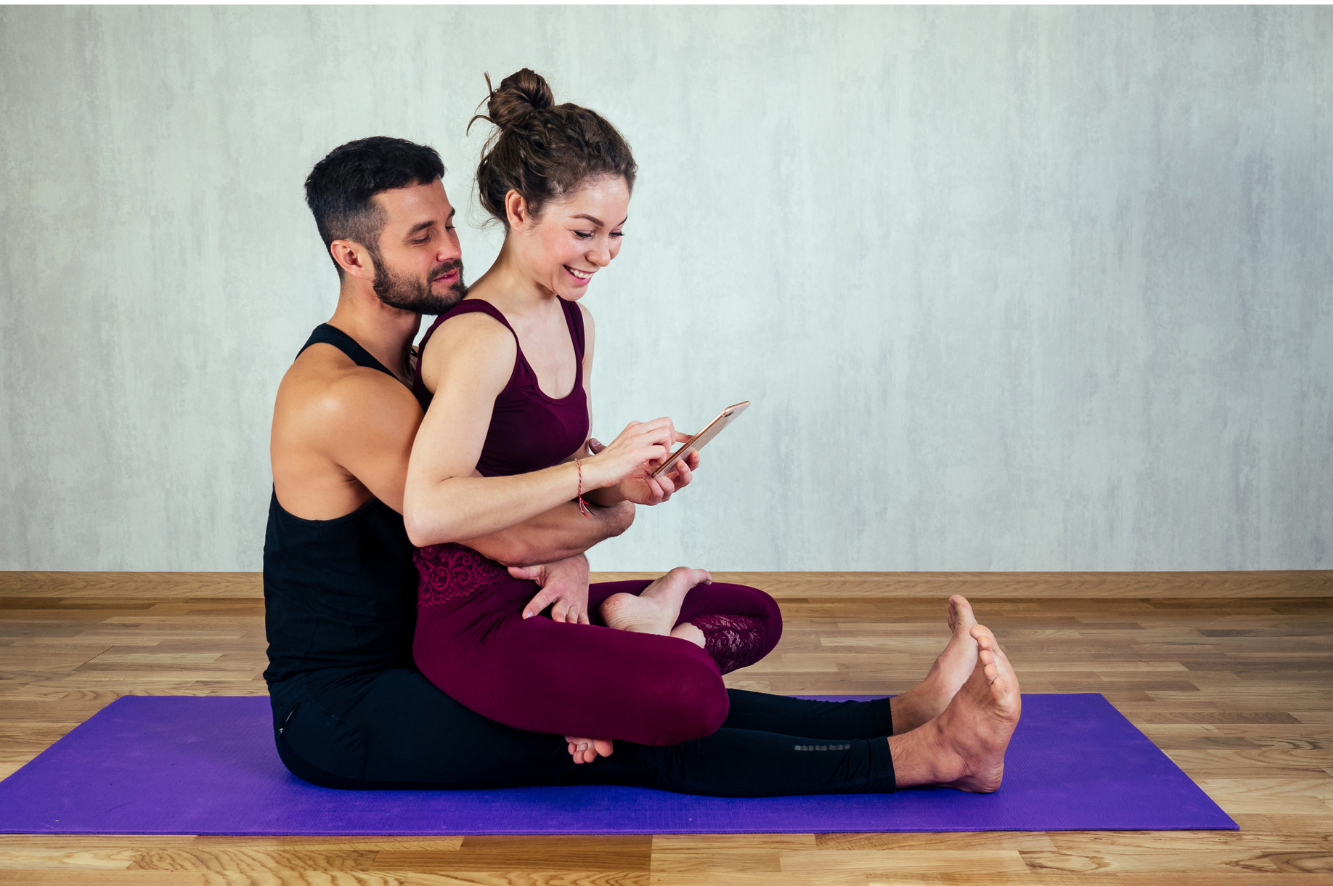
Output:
[585,626,1021,797]
[680,595,979,741]
[272,667,572,790]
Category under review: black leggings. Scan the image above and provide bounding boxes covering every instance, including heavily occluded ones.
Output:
[271,667,896,797]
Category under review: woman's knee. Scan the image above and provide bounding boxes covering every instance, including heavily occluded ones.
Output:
[710,582,784,654]
[649,657,730,742]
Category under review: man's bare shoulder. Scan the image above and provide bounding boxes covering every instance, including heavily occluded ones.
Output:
[274,343,420,449]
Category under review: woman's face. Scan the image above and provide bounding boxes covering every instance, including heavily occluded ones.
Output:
[519,175,630,301]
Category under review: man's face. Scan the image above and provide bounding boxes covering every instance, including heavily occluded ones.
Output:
[368,179,466,315]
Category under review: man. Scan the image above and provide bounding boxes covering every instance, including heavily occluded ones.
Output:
[264,136,1020,795]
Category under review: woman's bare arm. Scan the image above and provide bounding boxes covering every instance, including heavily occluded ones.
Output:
[403,310,675,547]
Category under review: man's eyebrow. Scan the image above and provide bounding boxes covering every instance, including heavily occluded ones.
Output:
[405,220,435,237]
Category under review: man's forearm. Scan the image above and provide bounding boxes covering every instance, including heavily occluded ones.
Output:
[461,500,635,567]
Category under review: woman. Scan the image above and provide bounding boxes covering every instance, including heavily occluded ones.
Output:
[403,69,783,748]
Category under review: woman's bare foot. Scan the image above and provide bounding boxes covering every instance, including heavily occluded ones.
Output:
[565,735,614,765]
[889,625,1021,793]
[889,595,980,733]
[600,567,712,636]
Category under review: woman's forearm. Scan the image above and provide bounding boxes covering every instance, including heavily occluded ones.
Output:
[404,461,585,547]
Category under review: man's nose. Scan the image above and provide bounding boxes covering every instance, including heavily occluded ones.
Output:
[437,239,461,263]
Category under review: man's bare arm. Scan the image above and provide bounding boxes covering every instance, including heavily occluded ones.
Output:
[462,500,635,567]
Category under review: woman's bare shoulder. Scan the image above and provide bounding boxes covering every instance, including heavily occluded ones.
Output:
[420,309,517,395]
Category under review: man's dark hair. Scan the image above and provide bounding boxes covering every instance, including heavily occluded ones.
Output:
[304,137,446,277]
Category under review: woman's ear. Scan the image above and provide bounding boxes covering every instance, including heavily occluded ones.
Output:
[504,189,529,229]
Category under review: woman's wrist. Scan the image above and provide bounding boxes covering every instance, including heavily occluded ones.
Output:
[585,485,625,506]
[578,452,612,490]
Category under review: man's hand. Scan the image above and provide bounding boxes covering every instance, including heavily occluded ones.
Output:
[565,736,614,764]
[511,553,592,623]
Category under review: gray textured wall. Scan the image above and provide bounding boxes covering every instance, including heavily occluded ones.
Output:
[2,6,1330,572]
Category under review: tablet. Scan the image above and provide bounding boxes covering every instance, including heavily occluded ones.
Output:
[650,401,750,479]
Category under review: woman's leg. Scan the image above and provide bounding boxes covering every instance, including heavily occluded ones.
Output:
[413,578,730,746]
[589,577,783,674]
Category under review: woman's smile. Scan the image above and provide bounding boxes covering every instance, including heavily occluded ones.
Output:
[565,265,595,285]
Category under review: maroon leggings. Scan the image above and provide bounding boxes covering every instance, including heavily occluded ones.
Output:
[412,578,783,746]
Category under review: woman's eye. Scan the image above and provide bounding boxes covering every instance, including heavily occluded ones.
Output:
[611,231,624,239]
[573,231,593,240]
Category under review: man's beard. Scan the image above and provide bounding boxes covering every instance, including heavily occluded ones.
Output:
[370,252,467,315]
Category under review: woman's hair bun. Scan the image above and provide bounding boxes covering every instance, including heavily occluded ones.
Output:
[484,68,554,130]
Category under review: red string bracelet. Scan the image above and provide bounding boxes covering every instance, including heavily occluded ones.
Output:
[574,457,591,518]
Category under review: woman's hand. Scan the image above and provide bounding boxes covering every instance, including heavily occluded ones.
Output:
[583,418,684,489]
[565,736,614,764]
[617,447,702,506]
[511,554,592,623]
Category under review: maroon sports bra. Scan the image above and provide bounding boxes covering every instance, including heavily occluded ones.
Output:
[412,297,591,606]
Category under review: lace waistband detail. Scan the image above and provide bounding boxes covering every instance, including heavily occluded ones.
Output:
[415,543,511,608]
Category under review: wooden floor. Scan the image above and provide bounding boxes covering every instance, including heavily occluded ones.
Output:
[1,579,1331,884]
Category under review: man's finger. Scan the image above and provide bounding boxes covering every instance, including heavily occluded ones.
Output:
[522,588,557,619]
[588,437,606,454]
[508,564,542,581]
[578,609,591,625]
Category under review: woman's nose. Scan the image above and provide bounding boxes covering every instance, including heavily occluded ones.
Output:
[588,241,612,267]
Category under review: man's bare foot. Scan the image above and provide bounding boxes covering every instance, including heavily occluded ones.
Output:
[601,567,712,636]
[889,625,1021,793]
[889,594,980,734]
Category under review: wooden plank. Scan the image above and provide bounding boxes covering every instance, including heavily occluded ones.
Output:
[1,592,1331,883]
[3,571,1331,599]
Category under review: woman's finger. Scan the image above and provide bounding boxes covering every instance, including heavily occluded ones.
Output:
[656,471,677,497]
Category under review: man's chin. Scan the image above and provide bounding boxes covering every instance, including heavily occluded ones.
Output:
[423,283,467,315]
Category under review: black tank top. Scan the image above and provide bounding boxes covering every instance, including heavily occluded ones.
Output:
[262,324,419,687]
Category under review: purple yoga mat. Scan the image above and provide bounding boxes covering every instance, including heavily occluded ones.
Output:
[0,694,1234,835]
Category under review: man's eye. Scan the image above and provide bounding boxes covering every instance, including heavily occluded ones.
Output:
[411,237,429,245]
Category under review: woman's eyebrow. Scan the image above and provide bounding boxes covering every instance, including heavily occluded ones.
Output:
[571,214,629,227]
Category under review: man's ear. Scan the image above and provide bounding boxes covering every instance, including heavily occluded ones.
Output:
[504,189,531,229]
[331,239,375,281]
